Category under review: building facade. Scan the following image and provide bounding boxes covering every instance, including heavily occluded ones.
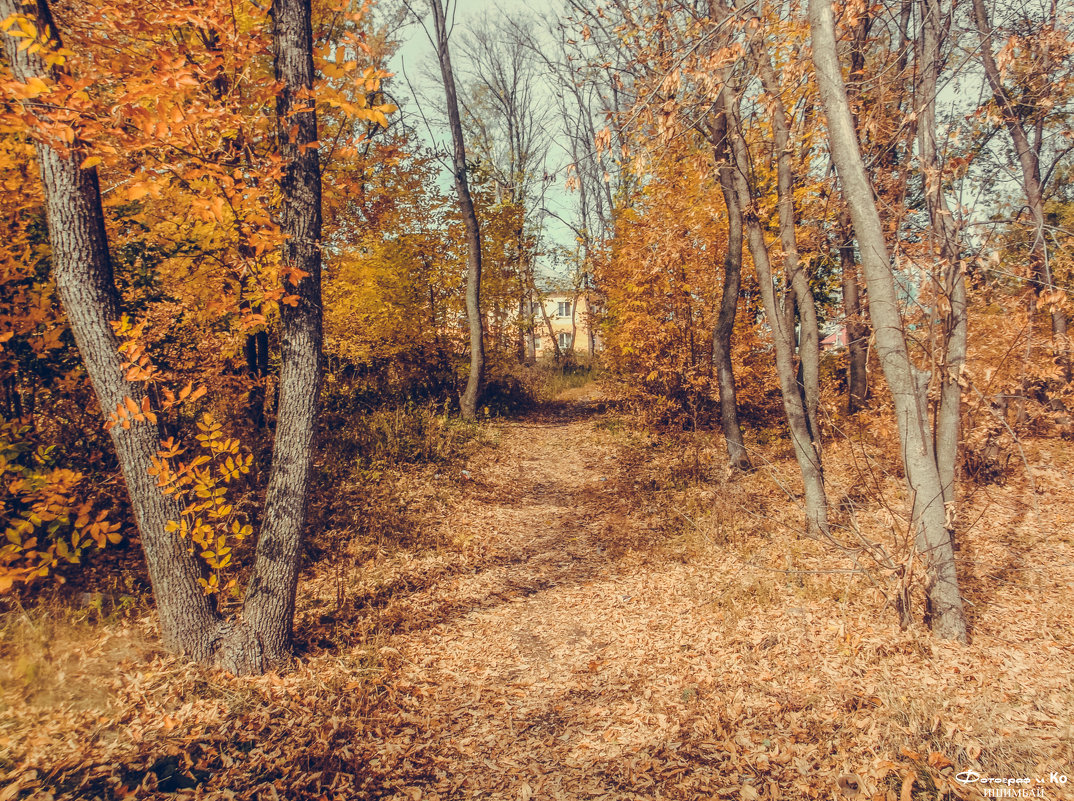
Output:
[527,292,601,360]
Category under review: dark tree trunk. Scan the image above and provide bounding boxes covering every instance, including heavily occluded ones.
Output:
[244,328,269,429]
[810,0,968,641]
[517,296,527,363]
[237,0,326,671]
[430,0,484,418]
[709,112,750,471]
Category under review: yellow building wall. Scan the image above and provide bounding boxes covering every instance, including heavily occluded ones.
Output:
[531,293,599,358]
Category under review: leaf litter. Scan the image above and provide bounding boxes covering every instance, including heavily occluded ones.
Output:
[1,403,1072,800]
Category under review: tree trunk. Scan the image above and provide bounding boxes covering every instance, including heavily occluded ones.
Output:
[710,112,750,471]
[244,327,269,429]
[236,0,325,672]
[971,0,1069,377]
[2,0,326,673]
[517,296,527,363]
[752,40,823,448]
[840,13,870,415]
[430,0,484,418]
[0,0,221,661]
[810,0,967,641]
[918,0,967,509]
[722,90,829,535]
[569,290,581,357]
[533,281,562,363]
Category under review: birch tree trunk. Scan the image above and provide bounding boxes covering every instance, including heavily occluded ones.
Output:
[430,0,485,418]
[810,0,967,641]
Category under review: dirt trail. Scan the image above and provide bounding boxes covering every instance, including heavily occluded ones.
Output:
[359,403,742,800]
[345,398,1074,801]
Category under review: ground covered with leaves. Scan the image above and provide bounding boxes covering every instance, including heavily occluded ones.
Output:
[1,392,1072,800]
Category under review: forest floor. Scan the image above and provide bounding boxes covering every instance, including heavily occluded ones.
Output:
[2,388,1073,800]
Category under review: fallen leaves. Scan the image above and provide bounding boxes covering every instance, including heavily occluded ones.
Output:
[2,410,1073,799]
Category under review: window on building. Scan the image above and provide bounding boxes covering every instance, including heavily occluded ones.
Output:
[557,300,571,317]
[533,335,541,350]
[558,332,571,350]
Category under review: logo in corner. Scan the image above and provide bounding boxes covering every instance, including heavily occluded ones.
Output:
[955,770,981,785]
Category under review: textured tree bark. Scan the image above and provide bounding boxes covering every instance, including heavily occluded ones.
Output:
[430,0,485,418]
[971,0,1069,377]
[0,0,221,661]
[918,0,967,509]
[236,0,325,672]
[722,91,829,535]
[810,0,967,641]
[709,112,750,471]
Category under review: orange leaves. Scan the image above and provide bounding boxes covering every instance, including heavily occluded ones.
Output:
[107,394,156,430]
[315,32,395,130]
[1040,288,1068,313]
[597,138,734,426]
[9,76,52,100]
[318,85,395,128]
[0,12,46,56]
[564,163,580,192]
[183,383,207,404]
[594,126,612,155]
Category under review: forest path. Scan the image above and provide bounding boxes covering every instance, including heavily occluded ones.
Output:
[359,395,743,800]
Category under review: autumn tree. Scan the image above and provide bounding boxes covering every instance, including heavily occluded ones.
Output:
[0,0,335,670]
[322,142,462,391]
[597,138,729,427]
[972,0,1073,378]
